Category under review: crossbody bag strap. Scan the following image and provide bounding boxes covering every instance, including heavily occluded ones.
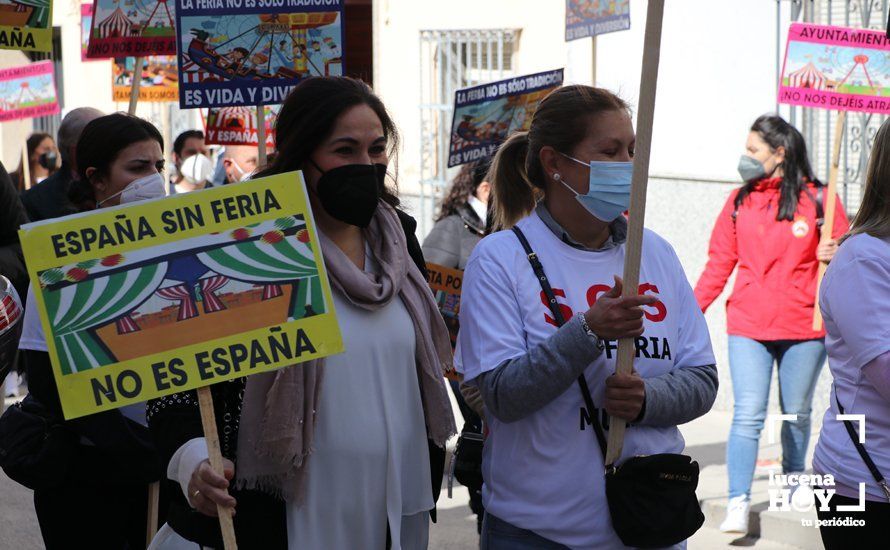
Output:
[511,226,609,462]
[834,389,890,502]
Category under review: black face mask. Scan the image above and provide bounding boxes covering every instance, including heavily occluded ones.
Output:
[38,151,57,170]
[313,163,386,228]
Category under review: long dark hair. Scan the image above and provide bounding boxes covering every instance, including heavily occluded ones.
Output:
[735,114,821,222]
[68,113,164,211]
[256,76,400,208]
[13,132,53,191]
[845,117,890,242]
[488,85,629,229]
[436,157,490,222]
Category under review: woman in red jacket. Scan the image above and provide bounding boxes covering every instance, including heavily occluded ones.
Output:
[695,114,849,534]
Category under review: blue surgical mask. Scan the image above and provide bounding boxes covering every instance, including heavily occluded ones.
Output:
[559,153,633,222]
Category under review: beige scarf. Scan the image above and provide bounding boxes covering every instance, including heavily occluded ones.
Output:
[233,202,457,502]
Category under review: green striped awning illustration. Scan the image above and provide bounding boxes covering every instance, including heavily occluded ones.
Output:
[44,263,168,375]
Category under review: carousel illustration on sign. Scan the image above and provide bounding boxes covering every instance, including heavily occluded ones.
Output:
[0,60,59,122]
[176,1,343,108]
[35,213,324,376]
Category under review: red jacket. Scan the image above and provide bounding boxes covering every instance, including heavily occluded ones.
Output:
[694,178,849,341]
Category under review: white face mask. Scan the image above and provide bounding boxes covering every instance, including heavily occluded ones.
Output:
[229,159,253,183]
[98,171,166,207]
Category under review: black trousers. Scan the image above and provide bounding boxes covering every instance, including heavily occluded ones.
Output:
[816,491,890,549]
[34,480,149,550]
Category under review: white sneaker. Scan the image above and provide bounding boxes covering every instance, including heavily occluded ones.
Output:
[719,495,750,534]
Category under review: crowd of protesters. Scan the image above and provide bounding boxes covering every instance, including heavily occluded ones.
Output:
[0,77,888,550]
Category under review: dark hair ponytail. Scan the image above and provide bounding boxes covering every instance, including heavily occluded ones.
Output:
[488,85,628,230]
[735,114,820,222]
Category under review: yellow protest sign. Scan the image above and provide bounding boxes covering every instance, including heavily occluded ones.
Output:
[0,0,54,52]
[19,171,343,419]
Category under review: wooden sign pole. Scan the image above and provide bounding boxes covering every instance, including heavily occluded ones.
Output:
[21,141,31,191]
[604,0,666,467]
[128,57,144,116]
[146,481,160,546]
[197,386,238,549]
[257,103,268,168]
[591,36,598,85]
[812,110,846,331]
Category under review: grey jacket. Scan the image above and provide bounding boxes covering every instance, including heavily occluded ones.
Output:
[421,204,485,270]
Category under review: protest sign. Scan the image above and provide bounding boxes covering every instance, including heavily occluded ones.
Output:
[779,23,890,115]
[565,0,630,42]
[81,3,93,60]
[0,0,53,51]
[204,105,279,149]
[86,0,176,58]
[448,68,564,168]
[426,263,461,380]
[112,55,178,102]
[19,171,343,420]
[0,61,60,122]
[175,0,344,109]
[777,22,890,329]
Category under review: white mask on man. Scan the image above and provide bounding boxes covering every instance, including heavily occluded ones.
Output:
[228,159,253,183]
[97,171,166,207]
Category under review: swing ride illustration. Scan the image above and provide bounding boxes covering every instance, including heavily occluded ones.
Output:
[449,86,556,162]
[0,69,56,115]
[782,40,890,96]
[178,12,342,85]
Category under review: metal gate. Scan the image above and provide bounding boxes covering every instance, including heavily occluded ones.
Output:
[778,0,889,216]
[417,29,519,235]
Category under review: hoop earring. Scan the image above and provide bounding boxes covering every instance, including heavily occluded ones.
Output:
[553,173,561,182]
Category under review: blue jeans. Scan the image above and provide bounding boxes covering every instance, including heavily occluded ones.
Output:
[727,336,826,499]
[480,514,569,550]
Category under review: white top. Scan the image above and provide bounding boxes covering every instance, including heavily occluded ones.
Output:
[813,233,890,502]
[455,213,714,549]
[19,284,47,352]
[170,262,432,549]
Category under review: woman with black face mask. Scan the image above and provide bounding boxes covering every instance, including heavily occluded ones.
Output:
[695,114,850,535]
[11,132,58,192]
[146,77,456,550]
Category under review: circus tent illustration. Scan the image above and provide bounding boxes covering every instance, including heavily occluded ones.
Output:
[212,106,253,131]
[96,7,132,38]
[38,215,324,375]
[788,62,828,90]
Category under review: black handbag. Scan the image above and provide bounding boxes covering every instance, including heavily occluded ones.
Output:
[0,394,76,490]
[449,425,484,495]
[512,226,705,548]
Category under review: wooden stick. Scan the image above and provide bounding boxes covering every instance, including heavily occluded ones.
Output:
[812,110,846,331]
[128,57,144,116]
[146,481,160,547]
[197,386,238,550]
[257,103,268,167]
[605,0,666,467]
[591,36,598,85]
[21,141,31,191]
